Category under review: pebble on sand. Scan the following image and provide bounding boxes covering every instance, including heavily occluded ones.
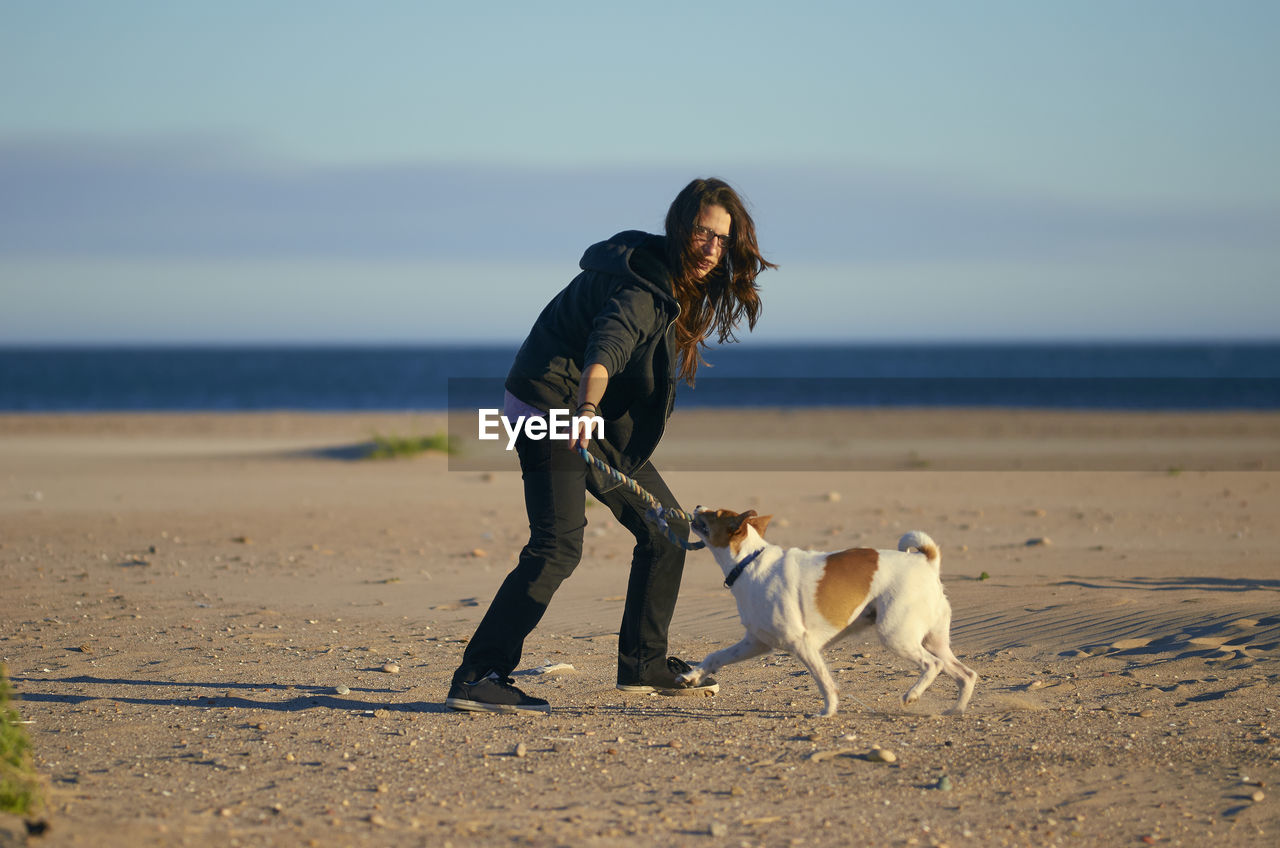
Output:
[334,685,351,695]
[866,748,897,764]
[381,663,400,674]
[808,748,855,763]
[1025,537,1052,547]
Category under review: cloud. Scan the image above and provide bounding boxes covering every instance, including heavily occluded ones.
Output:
[1,136,1276,264]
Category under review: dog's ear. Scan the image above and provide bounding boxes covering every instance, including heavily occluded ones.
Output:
[746,513,772,538]
[729,509,756,539]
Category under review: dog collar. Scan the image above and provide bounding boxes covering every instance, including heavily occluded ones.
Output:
[724,548,764,588]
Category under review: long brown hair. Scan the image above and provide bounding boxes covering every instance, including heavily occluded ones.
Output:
[664,178,776,385]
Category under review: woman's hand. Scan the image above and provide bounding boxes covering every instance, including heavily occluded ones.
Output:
[568,404,600,451]
[569,363,609,451]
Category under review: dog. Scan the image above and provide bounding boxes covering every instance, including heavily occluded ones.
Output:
[681,507,977,717]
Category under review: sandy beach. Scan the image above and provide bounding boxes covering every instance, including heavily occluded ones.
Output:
[2,409,1278,847]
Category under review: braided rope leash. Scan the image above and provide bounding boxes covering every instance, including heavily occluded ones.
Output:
[575,446,704,550]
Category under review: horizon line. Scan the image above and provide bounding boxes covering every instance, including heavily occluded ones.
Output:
[2,337,1278,350]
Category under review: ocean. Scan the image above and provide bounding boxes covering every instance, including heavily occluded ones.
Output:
[0,343,1277,412]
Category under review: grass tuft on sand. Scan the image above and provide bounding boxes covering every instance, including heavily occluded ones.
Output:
[367,431,456,459]
[0,664,43,818]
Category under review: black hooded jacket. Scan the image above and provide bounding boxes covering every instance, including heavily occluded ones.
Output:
[505,231,680,488]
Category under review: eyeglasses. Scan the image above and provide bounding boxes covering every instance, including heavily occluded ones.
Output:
[691,224,732,250]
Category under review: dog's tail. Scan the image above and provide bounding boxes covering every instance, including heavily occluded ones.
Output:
[898,531,940,569]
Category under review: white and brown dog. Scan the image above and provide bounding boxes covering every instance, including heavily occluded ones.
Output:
[682,508,977,717]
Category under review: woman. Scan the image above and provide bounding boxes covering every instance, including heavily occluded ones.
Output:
[447,178,775,714]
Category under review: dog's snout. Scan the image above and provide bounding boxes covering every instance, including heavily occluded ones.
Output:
[690,507,708,534]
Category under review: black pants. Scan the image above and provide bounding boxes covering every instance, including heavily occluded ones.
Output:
[451,434,688,687]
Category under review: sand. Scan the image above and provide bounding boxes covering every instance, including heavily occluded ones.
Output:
[1,409,1278,847]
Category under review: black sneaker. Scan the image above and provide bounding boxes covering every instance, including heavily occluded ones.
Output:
[446,672,551,715]
[617,657,719,696]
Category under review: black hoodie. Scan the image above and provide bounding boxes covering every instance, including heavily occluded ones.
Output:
[505,230,680,489]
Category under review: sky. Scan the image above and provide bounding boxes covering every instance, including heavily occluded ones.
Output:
[1,1,1278,344]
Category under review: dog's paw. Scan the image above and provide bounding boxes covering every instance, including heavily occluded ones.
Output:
[814,698,840,718]
[675,671,700,686]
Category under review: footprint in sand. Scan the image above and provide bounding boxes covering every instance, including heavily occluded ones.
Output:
[1065,638,1149,657]
[1187,636,1233,649]
[1070,618,1274,662]
[1109,638,1151,652]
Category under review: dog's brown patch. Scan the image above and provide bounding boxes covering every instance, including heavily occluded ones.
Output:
[697,509,771,556]
[816,548,879,628]
[699,510,745,550]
